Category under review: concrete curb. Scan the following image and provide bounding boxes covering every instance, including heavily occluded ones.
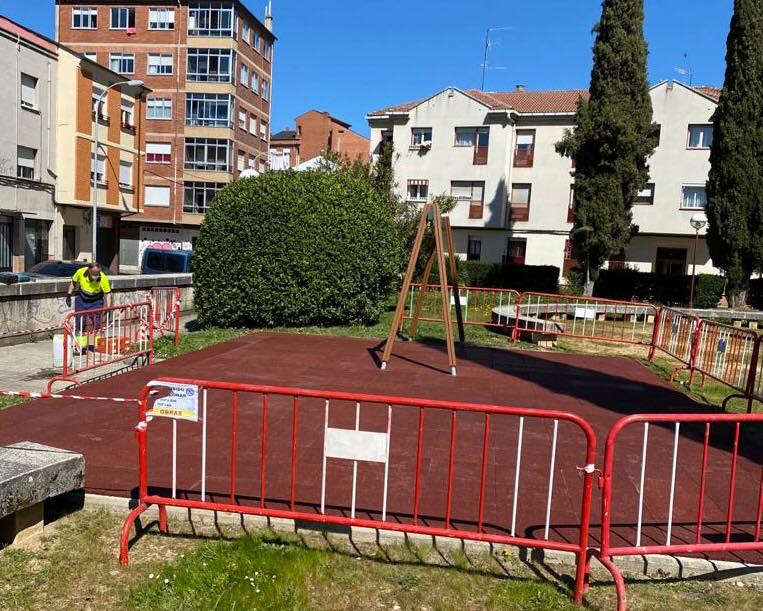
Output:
[80,493,763,584]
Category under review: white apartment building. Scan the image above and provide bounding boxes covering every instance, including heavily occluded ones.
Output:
[367,81,719,277]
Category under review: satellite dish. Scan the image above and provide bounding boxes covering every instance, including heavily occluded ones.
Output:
[239,168,258,179]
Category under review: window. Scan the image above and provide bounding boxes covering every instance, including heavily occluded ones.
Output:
[91,153,106,185]
[251,72,259,92]
[110,7,135,30]
[242,21,251,44]
[635,183,655,205]
[20,74,37,110]
[187,48,235,82]
[148,53,173,75]
[260,119,268,140]
[249,115,257,135]
[411,128,432,147]
[608,251,626,271]
[655,248,687,275]
[145,185,171,207]
[119,160,132,188]
[24,220,50,269]
[238,109,247,129]
[568,185,575,222]
[148,8,175,30]
[688,124,713,149]
[92,85,107,119]
[241,64,249,87]
[563,240,579,275]
[16,146,36,180]
[505,240,526,265]
[185,138,231,172]
[72,7,97,29]
[184,182,223,214]
[681,186,707,209]
[237,151,245,172]
[120,99,134,128]
[146,142,172,163]
[452,181,485,219]
[188,1,235,37]
[185,93,233,127]
[253,31,261,52]
[147,97,172,120]
[406,179,428,202]
[261,80,269,101]
[514,130,535,167]
[264,41,272,61]
[109,52,135,74]
[455,127,489,164]
[510,183,531,221]
[82,52,97,62]
[467,236,481,262]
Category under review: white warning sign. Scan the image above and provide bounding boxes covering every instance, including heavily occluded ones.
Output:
[147,381,200,422]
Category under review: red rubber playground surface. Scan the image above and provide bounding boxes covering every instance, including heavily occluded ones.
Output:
[0,332,760,563]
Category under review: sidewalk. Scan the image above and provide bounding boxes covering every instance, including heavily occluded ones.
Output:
[0,340,59,393]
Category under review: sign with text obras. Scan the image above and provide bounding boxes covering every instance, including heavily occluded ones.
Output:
[147,381,200,422]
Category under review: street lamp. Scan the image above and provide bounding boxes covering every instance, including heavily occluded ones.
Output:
[237,152,270,180]
[688,212,708,309]
[91,79,144,264]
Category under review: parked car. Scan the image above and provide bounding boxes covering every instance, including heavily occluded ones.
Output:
[141,249,193,275]
[0,271,34,285]
[27,260,114,279]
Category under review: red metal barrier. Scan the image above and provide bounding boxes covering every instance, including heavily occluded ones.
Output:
[510,292,658,345]
[120,377,598,604]
[648,307,699,376]
[150,287,181,347]
[47,302,153,392]
[403,284,520,332]
[592,412,763,611]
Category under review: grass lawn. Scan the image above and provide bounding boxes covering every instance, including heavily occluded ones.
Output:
[2,508,761,610]
[0,395,27,411]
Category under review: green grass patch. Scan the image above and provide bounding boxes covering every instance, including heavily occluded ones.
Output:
[0,395,27,410]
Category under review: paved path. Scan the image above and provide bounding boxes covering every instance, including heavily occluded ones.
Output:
[0,333,759,564]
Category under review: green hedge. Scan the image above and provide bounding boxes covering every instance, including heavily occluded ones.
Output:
[593,269,725,308]
[428,261,559,293]
[749,279,763,309]
[193,171,402,327]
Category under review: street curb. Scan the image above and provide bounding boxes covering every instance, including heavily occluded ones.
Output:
[79,493,763,584]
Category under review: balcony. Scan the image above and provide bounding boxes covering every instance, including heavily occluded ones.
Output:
[510,205,529,222]
[513,147,534,168]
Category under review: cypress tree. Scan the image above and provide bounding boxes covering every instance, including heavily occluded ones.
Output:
[556,0,658,294]
[706,0,763,308]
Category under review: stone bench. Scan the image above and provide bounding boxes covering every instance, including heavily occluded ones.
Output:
[0,442,85,544]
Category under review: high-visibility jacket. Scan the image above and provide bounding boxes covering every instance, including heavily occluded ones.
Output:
[71,267,111,303]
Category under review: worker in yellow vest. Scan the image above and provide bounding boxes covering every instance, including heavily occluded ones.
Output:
[65,262,112,339]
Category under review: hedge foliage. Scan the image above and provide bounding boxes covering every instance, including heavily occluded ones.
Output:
[193,171,402,327]
[427,260,560,293]
[593,269,725,308]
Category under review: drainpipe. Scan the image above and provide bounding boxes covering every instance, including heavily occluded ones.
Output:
[172,0,181,226]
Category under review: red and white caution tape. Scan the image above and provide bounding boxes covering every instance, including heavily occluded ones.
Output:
[0,389,139,404]
[0,323,63,340]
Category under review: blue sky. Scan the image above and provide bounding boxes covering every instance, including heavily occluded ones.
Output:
[3,0,733,136]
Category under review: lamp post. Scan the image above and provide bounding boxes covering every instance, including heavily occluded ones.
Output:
[237,152,271,179]
[91,79,143,263]
[688,212,708,309]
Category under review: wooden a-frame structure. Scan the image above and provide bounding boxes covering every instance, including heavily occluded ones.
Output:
[380,202,465,376]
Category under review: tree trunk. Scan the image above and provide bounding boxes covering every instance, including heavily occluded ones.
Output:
[583,278,595,296]
[728,289,748,309]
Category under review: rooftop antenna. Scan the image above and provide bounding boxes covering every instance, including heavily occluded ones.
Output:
[481,26,511,90]
[674,53,693,86]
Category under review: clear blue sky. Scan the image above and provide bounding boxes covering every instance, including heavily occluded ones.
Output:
[3,0,733,136]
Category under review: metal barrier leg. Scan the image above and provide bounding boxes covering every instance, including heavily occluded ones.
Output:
[46,375,81,394]
[590,550,626,611]
[119,502,150,566]
[158,504,169,534]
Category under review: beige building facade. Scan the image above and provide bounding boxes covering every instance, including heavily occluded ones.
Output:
[367,82,720,277]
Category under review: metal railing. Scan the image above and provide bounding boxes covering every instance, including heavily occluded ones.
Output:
[150,287,181,347]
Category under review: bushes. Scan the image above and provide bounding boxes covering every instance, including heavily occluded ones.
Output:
[749,279,763,310]
[593,269,725,308]
[428,261,560,293]
[193,171,402,328]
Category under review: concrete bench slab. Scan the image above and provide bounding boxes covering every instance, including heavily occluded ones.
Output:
[0,442,84,544]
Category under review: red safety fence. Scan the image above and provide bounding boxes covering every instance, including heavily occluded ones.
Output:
[47,302,153,392]
[120,377,597,604]
[150,287,181,347]
[593,412,763,611]
[648,307,699,372]
[510,292,658,346]
[403,284,520,330]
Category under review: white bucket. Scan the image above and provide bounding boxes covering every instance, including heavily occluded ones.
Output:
[53,334,73,368]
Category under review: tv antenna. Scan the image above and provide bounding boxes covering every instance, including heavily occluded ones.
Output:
[674,53,694,85]
[481,26,512,90]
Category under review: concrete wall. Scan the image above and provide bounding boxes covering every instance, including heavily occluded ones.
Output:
[0,273,193,341]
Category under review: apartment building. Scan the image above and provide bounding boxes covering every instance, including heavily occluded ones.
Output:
[367,82,720,277]
[270,110,370,170]
[0,16,57,272]
[56,1,275,272]
[54,46,148,270]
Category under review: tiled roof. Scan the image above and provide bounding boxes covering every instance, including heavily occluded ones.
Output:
[367,99,426,116]
[468,89,588,113]
[271,129,297,141]
[692,85,722,101]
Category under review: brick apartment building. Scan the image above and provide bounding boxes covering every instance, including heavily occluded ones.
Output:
[55,1,275,272]
[270,110,369,170]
